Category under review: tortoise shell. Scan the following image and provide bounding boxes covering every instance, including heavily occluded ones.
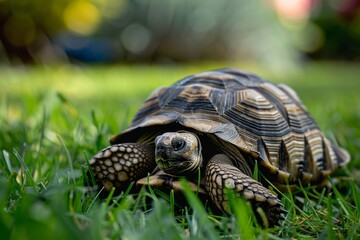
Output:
[110,68,350,187]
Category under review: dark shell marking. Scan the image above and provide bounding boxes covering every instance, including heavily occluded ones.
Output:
[111,68,350,186]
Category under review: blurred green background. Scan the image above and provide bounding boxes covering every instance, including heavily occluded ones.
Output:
[1,0,360,67]
[1,0,360,239]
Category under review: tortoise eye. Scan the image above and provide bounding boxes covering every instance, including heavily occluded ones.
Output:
[171,138,186,151]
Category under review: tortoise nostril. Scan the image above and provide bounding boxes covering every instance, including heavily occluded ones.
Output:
[156,143,166,153]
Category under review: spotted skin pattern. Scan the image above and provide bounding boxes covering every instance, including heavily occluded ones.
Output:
[206,154,284,226]
[89,143,156,191]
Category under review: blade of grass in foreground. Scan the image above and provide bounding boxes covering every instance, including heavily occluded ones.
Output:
[227,189,257,239]
[13,147,37,193]
[57,136,75,185]
[327,196,335,240]
[1,150,12,176]
[351,181,360,224]
[180,178,219,239]
[329,179,351,217]
[83,152,96,186]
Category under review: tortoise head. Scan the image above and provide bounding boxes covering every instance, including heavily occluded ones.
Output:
[155,132,202,176]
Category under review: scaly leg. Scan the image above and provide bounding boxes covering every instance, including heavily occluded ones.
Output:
[88,143,156,192]
[205,154,285,226]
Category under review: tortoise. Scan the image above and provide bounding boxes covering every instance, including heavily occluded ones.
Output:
[88,68,350,226]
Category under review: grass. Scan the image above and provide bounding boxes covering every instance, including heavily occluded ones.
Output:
[0,62,359,239]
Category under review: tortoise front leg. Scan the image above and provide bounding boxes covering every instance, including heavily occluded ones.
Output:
[88,143,156,192]
[205,154,284,226]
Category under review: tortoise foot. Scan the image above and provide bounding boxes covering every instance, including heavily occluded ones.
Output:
[205,154,284,227]
[88,143,156,192]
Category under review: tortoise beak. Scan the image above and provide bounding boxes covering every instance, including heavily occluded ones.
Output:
[155,154,190,176]
[156,157,183,169]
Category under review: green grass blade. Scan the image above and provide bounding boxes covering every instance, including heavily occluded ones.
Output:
[57,136,75,184]
[91,110,99,130]
[298,182,319,220]
[227,189,257,239]
[85,187,105,214]
[253,160,258,181]
[83,152,96,186]
[145,174,158,201]
[327,196,335,240]
[2,150,12,175]
[13,148,37,192]
[34,106,46,161]
[350,180,360,224]
[180,178,219,239]
[329,178,351,217]
[170,189,175,216]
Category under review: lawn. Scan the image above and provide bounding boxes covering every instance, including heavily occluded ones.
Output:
[0,62,359,239]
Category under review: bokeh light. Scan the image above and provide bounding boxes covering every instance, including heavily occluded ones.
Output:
[121,23,152,54]
[63,0,101,35]
[272,0,314,21]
